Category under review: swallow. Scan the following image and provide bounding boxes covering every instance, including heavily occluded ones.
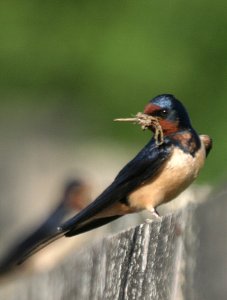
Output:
[0,179,89,274]
[5,94,212,265]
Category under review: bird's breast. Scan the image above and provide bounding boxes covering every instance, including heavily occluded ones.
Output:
[128,142,206,210]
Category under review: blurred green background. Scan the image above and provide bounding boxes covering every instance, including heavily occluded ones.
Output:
[0,0,226,185]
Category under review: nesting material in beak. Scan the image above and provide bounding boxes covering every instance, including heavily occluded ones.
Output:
[114,112,164,145]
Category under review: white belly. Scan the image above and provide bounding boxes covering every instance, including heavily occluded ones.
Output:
[128,142,206,211]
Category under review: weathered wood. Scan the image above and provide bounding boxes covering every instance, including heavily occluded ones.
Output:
[193,187,227,300]
[0,206,194,300]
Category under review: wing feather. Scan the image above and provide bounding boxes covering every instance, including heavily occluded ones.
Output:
[61,139,172,234]
[15,138,172,263]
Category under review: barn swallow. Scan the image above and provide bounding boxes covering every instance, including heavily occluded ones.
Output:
[4,94,212,265]
[0,179,89,274]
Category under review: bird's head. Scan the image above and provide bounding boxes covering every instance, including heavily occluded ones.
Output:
[144,94,192,135]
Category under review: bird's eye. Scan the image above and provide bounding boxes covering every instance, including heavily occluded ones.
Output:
[159,109,168,118]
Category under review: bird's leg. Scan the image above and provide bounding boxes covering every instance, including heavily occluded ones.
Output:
[145,207,161,223]
[151,207,161,218]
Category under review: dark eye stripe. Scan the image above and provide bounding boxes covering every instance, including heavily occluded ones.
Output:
[153,109,168,118]
[147,108,169,118]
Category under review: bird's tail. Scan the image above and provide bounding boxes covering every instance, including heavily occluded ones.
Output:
[0,230,64,275]
[0,213,123,276]
[0,187,126,273]
[0,178,90,275]
[63,215,121,237]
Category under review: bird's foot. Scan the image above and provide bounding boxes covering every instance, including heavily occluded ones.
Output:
[145,208,161,223]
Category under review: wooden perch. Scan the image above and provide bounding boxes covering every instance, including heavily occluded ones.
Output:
[0,205,195,300]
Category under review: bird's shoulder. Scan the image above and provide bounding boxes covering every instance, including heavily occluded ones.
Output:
[165,128,201,157]
[114,138,172,184]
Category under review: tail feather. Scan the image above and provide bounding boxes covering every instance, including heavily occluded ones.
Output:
[0,179,91,275]
[0,230,64,275]
[65,215,121,237]
[17,231,65,265]
[9,214,121,268]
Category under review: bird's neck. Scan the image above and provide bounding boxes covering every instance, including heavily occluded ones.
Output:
[164,128,201,156]
[158,119,179,135]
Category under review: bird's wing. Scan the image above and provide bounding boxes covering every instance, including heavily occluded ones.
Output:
[16,139,172,264]
[62,139,172,235]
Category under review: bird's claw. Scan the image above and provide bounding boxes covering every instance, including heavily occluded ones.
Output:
[150,208,161,219]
